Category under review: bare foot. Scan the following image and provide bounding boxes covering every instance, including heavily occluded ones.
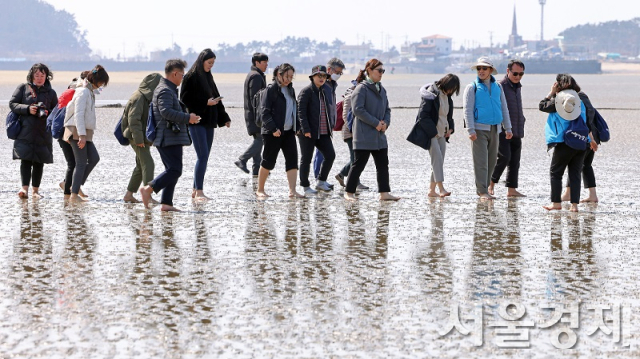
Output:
[580,197,599,203]
[18,189,28,199]
[69,193,86,202]
[479,193,495,201]
[78,188,88,198]
[543,204,562,211]
[488,182,495,196]
[507,189,526,198]
[191,189,196,199]
[139,186,154,209]
[439,190,451,197]
[194,190,211,201]
[344,192,358,201]
[289,191,305,198]
[256,191,269,198]
[569,204,579,212]
[161,204,181,212]
[380,193,401,201]
[427,191,440,197]
[31,191,43,199]
[59,181,65,191]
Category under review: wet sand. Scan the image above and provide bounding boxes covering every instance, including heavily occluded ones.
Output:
[0,76,639,357]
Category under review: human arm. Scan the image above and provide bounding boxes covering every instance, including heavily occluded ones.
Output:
[9,85,30,115]
[498,84,513,139]
[462,84,477,139]
[157,88,190,124]
[351,85,381,128]
[259,85,279,133]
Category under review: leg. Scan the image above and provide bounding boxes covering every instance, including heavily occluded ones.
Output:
[313,150,324,180]
[489,131,510,195]
[283,131,303,198]
[545,143,573,210]
[315,135,335,183]
[472,130,492,199]
[580,148,598,202]
[345,150,370,199]
[126,144,144,202]
[30,162,44,198]
[189,125,212,194]
[339,138,354,178]
[69,140,88,196]
[257,133,280,197]
[567,149,587,208]
[58,139,75,195]
[506,137,525,197]
[298,135,316,188]
[250,134,263,176]
[371,148,399,200]
[486,126,499,195]
[146,145,183,210]
[80,142,100,187]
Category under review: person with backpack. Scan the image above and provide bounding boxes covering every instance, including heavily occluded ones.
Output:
[139,59,201,211]
[297,65,336,194]
[63,65,109,202]
[333,79,369,191]
[255,63,304,199]
[539,74,593,212]
[559,76,601,203]
[462,57,513,200]
[9,63,58,199]
[121,72,162,203]
[180,49,231,201]
[50,71,89,198]
[344,58,400,202]
[414,74,460,197]
[236,52,268,177]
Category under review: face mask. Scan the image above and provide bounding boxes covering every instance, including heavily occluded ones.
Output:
[94,86,103,95]
[331,73,341,81]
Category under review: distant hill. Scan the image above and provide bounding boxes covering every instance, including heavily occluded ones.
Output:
[559,18,640,57]
[0,0,91,60]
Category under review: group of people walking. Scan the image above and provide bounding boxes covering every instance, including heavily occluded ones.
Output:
[8,53,602,212]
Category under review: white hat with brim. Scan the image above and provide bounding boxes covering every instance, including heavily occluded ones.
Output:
[555,89,582,121]
[471,56,498,75]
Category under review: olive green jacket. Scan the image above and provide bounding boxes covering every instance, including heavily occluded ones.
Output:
[122,73,162,145]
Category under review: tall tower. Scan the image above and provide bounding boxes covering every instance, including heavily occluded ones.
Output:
[539,0,546,41]
[508,5,523,50]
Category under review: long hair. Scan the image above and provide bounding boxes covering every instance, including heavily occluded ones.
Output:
[556,73,581,92]
[185,49,216,96]
[27,63,53,84]
[356,58,383,83]
[272,63,295,83]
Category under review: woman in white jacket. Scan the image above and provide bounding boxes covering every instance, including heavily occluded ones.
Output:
[63,65,109,201]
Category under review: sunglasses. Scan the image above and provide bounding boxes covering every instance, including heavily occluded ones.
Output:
[374,68,385,74]
[476,66,491,71]
[511,72,524,77]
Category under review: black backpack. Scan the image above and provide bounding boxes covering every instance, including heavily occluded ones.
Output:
[252,84,272,127]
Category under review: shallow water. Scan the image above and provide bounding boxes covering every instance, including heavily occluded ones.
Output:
[1,74,640,358]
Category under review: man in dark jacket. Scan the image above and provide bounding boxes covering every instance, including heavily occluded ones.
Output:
[140,59,200,211]
[236,52,268,176]
[489,59,526,197]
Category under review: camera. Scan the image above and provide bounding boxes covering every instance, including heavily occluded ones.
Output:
[166,120,180,134]
[35,102,47,118]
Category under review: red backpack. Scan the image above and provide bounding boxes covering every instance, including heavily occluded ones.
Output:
[333,100,344,131]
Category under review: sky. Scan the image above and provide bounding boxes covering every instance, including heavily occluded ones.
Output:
[43,0,640,59]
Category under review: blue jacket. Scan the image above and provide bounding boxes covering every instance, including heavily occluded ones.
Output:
[474,77,503,125]
[543,102,587,145]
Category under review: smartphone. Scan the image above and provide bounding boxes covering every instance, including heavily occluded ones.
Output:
[213,96,223,101]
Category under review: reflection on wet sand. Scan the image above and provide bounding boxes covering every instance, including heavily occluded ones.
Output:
[417,199,453,296]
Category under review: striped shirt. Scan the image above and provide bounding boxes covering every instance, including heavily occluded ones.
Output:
[319,90,329,135]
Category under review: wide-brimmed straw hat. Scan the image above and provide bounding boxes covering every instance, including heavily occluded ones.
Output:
[555,89,582,120]
[471,56,498,75]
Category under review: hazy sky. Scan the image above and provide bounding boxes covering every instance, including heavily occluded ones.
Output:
[44,0,639,58]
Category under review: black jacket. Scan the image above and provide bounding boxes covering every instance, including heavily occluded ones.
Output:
[180,72,230,128]
[500,76,526,138]
[10,81,58,163]
[297,81,333,138]
[259,81,298,135]
[243,66,266,135]
[414,83,454,149]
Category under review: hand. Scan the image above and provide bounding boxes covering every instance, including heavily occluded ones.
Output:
[29,105,37,115]
[445,129,453,138]
[207,98,220,106]
[77,136,86,149]
[505,131,513,140]
[304,132,311,138]
[469,134,477,141]
[590,141,598,152]
[376,121,384,132]
[224,121,230,128]
[273,129,282,137]
[549,82,558,97]
[188,113,201,124]
[136,143,145,148]
[380,122,387,132]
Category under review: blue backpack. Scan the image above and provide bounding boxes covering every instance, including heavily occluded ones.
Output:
[114,112,129,146]
[346,108,354,132]
[564,114,589,150]
[593,109,610,142]
[145,102,157,142]
[46,106,67,140]
[6,111,20,139]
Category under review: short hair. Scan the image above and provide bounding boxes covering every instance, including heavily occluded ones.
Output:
[556,73,581,92]
[507,59,525,71]
[435,73,461,96]
[27,63,53,84]
[272,63,295,82]
[86,64,109,87]
[252,52,269,65]
[165,59,187,75]
[327,57,345,70]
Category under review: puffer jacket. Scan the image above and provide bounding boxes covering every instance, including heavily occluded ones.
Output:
[351,81,391,151]
[297,81,333,138]
[152,78,191,147]
[10,81,58,163]
[64,82,98,136]
[122,73,162,145]
[415,83,455,149]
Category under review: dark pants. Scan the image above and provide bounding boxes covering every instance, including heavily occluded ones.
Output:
[70,140,100,194]
[345,149,390,193]
[299,134,335,187]
[565,147,596,188]
[20,160,44,187]
[261,130,298,171]
[150,145,183,206]
[239,133,263,175]
[189,125,214,190]
[58,139,75,194]
[550,143,587,204]
[491,132,522,188]
[339,138,355,178]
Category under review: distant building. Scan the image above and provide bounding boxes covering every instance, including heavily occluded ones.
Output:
[416,35,452,61]
[508,6,524,50]
[339,44,371,65]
